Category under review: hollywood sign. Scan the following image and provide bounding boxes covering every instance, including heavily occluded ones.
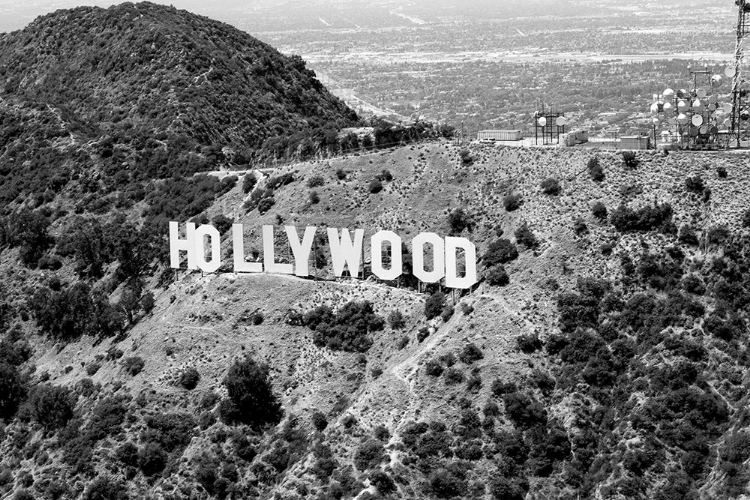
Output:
[169,222,478,289]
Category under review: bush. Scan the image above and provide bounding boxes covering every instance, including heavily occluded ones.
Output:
[354,439,385,470]
[448,208,473,234]
[417,327,430,342]
[621,151,639,169]
[573,218,588,236]
[336,168,347,180]
[122,357,145,376]
[370,470,396,494]
[211,214,233,235]
[312,411,328,431]
[483,239,518,267]
[685,175,705,193]
[307,175,325,188]
[116,442,139,467]
[609,203,673,233]
[503,193,523,211]
[503,392,547,428]
[591,202,607,220]
[220,356,282,428]
[717,166,727,178]
[516,334,543,353]
[588,157,604,181]
[242,173,257,193]
[138,442,167,476]
[514,223,539,249]
[83,477,128,500]
[742,209,750,228]
[678,225,699,246]
[425,359,444,377]
[309,191,320,204]
[305,301,384,353]
[368,179,383,194]
[178,367,200,390]
[425,292,446,320]
[257,196,275,214]
[24,384,75,430]
[540,177,560,195]
[388,310,406,330]
[377,169,393,182]
[459,343,483,364]
[459,149,473,165]
[0,363,26,419]
[444,367,464,385]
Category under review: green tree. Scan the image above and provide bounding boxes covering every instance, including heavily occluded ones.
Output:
[220,357,282,428]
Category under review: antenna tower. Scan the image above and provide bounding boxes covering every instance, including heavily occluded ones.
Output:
[731,0,750,146]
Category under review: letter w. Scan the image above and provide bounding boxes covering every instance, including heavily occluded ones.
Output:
[327,228,364,277]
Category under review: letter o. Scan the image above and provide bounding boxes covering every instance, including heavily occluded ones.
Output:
[412,232,445,283]
[371,230,402,281]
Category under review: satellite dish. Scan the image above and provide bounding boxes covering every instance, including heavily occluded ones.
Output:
[556,116,567,126]
[677,89,688,99]
[696,88,707,98]
[723,118,732,128]
[741,110,750,120]
[710,125,719,134]
[689,126,700,137]
[692,115,704,126]
[708,103,717,112]
[663,101,673,111]
[677,113,690,125]
[668,118,677,126]
[650,103,659,114]
[663,88,675,100]
[709,94,718,104]
[677,100,689,111]
[700,125,709,134]
[538,117,547,127]
[711,75,723,88]
[723,103,734,113]
[652,117,660,125]
[725,66,737,78]
[693,99,703,111]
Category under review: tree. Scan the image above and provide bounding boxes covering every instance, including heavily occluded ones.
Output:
[514,223,539,249]
[84,477,129,500]
[540,177,561,195]
[588,156,604,181]
[485,265,509,286]
[483,238,518,266]
[24,384,76,430]
[448,208,473,234]
[220,356,283,428]
[0,363,26,419]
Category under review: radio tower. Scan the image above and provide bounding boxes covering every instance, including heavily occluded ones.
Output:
[731,0,750,146]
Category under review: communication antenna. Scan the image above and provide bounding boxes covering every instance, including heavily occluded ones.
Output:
[730,0,750,146]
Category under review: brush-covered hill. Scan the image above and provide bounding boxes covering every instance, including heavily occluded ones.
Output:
[0,0,358,210]
[3,135,750,500]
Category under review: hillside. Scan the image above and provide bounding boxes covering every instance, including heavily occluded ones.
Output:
[2,134,750,500]
[0,0,359,214]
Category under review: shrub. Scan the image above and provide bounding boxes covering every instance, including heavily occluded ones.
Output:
[459,343,483,364]
[717,166,727,178]
[83,477,128,500]
[138,442,167,476]
[116,442,139,467]
[368,179,383,194]
[417,327,430,342]
[388,310,406,329]
[425,292,446,320]
[369,470,396,494]
[336,168,347,180]
[24,384,75,430]
[141,412,196,453]
[178,367,200,390]
[591,202,607,220]
[491,379,517,396]
[220,357,282,428]
[440,304,454,322]
[425,360,444,377]
[307,175,325,188]
[503,392,547,428]
[459,149,473,165]
[483,239,518,266]
[588,157,604,181]
[444,367,464,385]
[122,357,144,376]
[621,151,639,169]
[516,334,543,353]
[685,175,705,193]
[312,411,328,431]
[503,193,523,211]
[305,301,384,353]
[354,439,385,470]
[609,203,673,233]
[242,174,257,193]
[514,223,539,249]
[742,209,750,228]
[309,191,320,204]
[448,208,473,234]
[257,196,275,214]
[540,177,560,195]
[377,169,393,182]
[0,363,26,419]
[678,225,699,245]
[211,215,233,235]
[573,218,588,236]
